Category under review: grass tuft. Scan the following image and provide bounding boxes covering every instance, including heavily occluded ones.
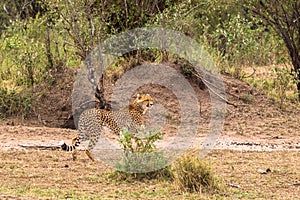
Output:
[172,150,224,194]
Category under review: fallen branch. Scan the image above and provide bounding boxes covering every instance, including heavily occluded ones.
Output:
[192,70,238,107]
[288,183,300,187]
[18,144,62,150]
[227,183,241,188]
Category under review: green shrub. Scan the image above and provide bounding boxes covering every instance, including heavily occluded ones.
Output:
[114,128,171,180]
[244,65,298,106]
[0,17,48,87]
[0,88,32,118]
[272,66,297,107]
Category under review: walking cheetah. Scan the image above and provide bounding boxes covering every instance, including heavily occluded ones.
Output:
[61,94,153,161]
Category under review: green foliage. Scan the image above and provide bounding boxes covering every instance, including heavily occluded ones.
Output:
[151,0,288,75]
[272,66,297,107]
[244,65,298,107]
[172,150,224,194]
[242,0,300,100]
[0,16,49,88]
[0,14,68,117]
[0,0,47,32]
[114,128,170,180]
[0,0,298,118]
[45,0,179,60]
[0,88,32,118]
[118,128,163,154]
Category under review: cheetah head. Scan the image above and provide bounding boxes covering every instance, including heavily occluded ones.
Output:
[134,93,153,114]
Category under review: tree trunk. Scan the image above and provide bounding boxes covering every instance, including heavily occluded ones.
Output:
[285,40,300,101]
[45,26,54,69]
[291,54,300,101]
[297,68,300,100]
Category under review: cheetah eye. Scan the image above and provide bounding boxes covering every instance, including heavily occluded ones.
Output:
[147,102,153,107]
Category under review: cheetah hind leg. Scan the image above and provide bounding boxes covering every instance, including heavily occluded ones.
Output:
[72,149,78,161]
[71,136,80,161]
[85,150,95,162]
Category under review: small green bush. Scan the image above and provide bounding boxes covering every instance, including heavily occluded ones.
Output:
[272,66,297,107]
[114,128,171,180]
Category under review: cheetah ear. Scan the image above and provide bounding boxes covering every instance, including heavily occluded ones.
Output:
[136,93,140,99]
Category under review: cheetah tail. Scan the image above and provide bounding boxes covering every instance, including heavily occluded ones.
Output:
[61,137,80,152]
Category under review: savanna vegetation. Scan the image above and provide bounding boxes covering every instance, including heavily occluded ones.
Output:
[0,0,299,119]
[0,1,299,199]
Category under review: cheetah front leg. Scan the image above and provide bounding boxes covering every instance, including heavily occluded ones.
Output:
[84,131,101,162]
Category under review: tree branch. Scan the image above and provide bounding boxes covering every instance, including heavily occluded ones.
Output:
[86,2,95,42]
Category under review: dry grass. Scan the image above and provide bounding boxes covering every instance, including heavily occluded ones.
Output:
[172,150,224,194]
[207,150,300,200]
[0,149,299,199]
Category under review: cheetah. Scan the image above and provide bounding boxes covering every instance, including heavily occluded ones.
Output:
[61,94,153,161]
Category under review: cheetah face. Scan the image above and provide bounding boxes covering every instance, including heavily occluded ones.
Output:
[136,93,153,113]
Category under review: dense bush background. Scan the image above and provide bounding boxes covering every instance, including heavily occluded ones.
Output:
[0,0,297,118]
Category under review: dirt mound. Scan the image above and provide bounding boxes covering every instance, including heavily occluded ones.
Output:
[2,68,75,128]
[1,63,299,151]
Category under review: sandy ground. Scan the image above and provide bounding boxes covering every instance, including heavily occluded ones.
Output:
[0,73,299,153]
